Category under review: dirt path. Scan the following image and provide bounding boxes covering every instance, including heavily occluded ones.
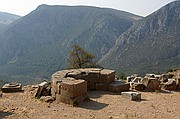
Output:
[1,86,180,119]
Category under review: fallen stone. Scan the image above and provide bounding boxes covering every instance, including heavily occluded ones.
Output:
[2,83,22,93]
[141,78,160,91]
[176,78,180,89]
[161,79,177,91]
[35,81,48,98]
[108,81,130,92]
[40,96,55,103]
[121,91,141,101]
[134,83,146,91]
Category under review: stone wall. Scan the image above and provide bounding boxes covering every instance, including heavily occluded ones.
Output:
[51,68,129,104]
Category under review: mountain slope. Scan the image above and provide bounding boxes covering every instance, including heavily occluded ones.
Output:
[99,1,180,75]
[0,5,141,83]
[0,12,20,33]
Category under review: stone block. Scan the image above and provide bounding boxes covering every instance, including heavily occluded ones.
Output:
[176,78,180,89]
[99,69,115,83]
[108,81,130,92]
[2,83,22,93]
[35,81,48,98]
[82,70,100,83]
[134,83,146,91]
[66,70,82,79]
[121,92,141,101]
[87,83,96,90]
[40,96,55,103]
[95,83,108,91]
[141,78,160,91]
[61,79,87,98]
[161,79,177,91]
[56,94,87,105]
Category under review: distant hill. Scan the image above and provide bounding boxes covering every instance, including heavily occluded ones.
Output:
[99,1,180,75]
[0,12,20,33]
[0,5,141,83]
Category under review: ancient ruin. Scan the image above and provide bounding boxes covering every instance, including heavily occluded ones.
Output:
[51,68,129,105]
[1,82,22,93]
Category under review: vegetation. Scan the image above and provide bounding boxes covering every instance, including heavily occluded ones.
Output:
[67,44,96,68]
[119,73,126,80]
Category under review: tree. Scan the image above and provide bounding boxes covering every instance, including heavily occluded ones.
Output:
[67,44,96,68]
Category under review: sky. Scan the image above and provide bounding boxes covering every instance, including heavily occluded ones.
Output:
[0,0,176,17]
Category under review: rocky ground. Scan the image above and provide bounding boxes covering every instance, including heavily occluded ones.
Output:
[1,86,180,119]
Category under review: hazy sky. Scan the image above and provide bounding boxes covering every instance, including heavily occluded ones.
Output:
[0,0,176,17]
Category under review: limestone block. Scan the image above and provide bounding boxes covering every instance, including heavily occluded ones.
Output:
[2,83,22,93]
[134,83,146,91]
[161,79,177,91]
[87,82,96,90]
[66,70,82,79]
[108,81,130,92]
[121,92,141,101]
[141,78,160,91]
[35,81,48,98]
[176,78,180,89]
[99,69,115,83]
[56,94,87,105]
[95,83,108,91]
[40,96,55,103]
[82,70,100,83]
[61,79,87,98]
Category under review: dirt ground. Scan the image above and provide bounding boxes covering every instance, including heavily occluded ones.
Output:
[1,86,180,119]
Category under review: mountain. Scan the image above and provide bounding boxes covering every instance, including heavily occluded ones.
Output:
[99,1,180,75]
[0,12,20,33]
[0,5,141,84]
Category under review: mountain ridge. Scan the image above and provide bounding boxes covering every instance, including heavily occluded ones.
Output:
[0,5,141,83]
[99,1,180,75]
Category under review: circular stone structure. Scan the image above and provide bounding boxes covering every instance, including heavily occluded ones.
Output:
[51,68,116,102]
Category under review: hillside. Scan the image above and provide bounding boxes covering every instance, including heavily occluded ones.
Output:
[0,12,20,33]
[0,5,141,83]
[99,1,180,75]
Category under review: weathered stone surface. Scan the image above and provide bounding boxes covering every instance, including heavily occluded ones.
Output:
[56,94,87,105]
[35,81,48,98]
[176,78,180,89]
[2,83,22,93]
[82,70,100,83]
[40,96,55,103]
[134,83,146,91]
[141,78,160,91]
[161,79,177,91]
[95,83,108,91]
[61,79,87,98]
[121,92,141,101]
[108,81,130,92]
[99,69,115,83]
[66,70,82,79]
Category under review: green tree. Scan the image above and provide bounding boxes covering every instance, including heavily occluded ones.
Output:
[67,44,96,68]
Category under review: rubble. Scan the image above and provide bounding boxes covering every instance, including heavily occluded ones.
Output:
[2,82,22,93]
[141,78,161,91]
[40,96,55,103]
[133,83,146,91]
[161,79,177,91]
[121,91,141,101]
